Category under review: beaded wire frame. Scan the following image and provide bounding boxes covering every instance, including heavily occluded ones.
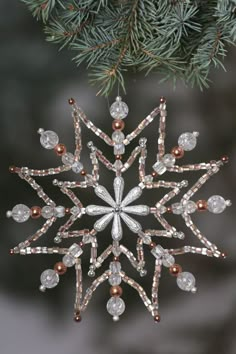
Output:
[8,97,231,323]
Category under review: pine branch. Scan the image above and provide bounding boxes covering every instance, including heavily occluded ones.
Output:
[20,0,236,95]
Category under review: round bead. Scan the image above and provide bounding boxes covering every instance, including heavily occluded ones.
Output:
[110,285,123,297]
[54,262,67,275]
[171,146,184,159]
[40,269,59,289]
[80,169,87,176]
[112,131,125,144]
[197,200,208,211]
[54,206,65,218]
[110,97,129,119]
[177,272,196,291]
[40,130,59,149]
[162,254,175,267]
[65,208,70,215]
[185,201,197,214]
[172,203,184,215]
[42,206,54,219]
[166,206,172,213]
[106,297,125,317]
[162,153,176,167]
[109,274,122,286]
[9,249,14,255]
[9,165,16,173]
[31,206,41,219]
[74,312,82,322]
[112,119,125,131]
[72,161,84,174]
[68,98,75,105]
[221,155,229,164]
[178,132,197,151]
[115,155,122,160]
[152,171,158,178]
[54,144,66,156]
[169,264,182,276]
[113,256,120,262]
[62,152,74,166]
[207,195,226,214]
[12,204,31,223]
[160,96,166,104]
[221,252,227,259]
[149,242,156,249]
[154,315,161,322]
[63,254,75,267]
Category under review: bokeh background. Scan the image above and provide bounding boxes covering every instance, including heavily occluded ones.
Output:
[1,1,236,354]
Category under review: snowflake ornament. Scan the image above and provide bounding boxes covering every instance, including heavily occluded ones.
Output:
[8,96,231,323]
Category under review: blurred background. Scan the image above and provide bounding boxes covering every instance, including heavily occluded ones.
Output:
[1,1,236,354]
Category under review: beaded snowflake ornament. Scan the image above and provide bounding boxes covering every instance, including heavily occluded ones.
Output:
[8,96,231,323]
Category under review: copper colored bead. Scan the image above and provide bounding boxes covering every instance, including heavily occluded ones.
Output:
[79,241,84,248]
[197,200,208,211]
[166,206,172,213]
[74,312,82,322]
[54,262,67,275]
[221,252,227,259]
[31,206,41,219]
[54,144,66,156]
[152,171,158,178]
[65,207,70,215]
[9,166,16,173]
[110,286,123,297]
[169,264,182,276]
[160,96,166,104]
[112,119,125,131]
[149,242,156,250]
[171,146,184,159]
[80,169,87,176]
[115,155,122,160]
[9,249,14,255]
[113,256,119,262]
[68,98,75,105]
[154,315,161,323]
[221,155,229,164]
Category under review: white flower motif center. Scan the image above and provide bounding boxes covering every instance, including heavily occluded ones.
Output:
[86,177,150,241]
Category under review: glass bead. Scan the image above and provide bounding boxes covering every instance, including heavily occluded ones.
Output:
[162,154,176,167]
[152,160,166,175]
[114,143,125,155]
[109,274,122,286]
[110,97,129,119]
[178,132,197,151]
[172,203,184,215]
[54,206,65,218]
[109,261,121,274]
[68,243,83,258]
[62,152,74,166]
[207,195,226,214]
[185,201,197,214]
[106,297,125,316]
[40,130,59,149]
[42,206,54,219]
[162,254,175,267]
[112,131,125,143]
[62,254,75,267]
[12,204,30,223]
[40,269,59,289]
[72,161,83,173]
[177,272,196,291]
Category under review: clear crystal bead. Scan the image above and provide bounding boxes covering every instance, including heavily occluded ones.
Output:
[152,160,166,175]
[162,154,176,167]
[207,195,226,214]
[40,269,59,289]
[71,206,81,216]
[172,203,184,215]
[109,261,121,274]
[54,206,65,218]
[62,254,75,267]
[42,206,54,219]
[62,152,74,166]
[178,132,197,151]
[114,143,125,155]
[185,201,197,214]
[151,245,165,259]
[12,204,30,223]
[162,254,175,267]
[72,161,83,173]
[40,130,59,149]
[177,272,196,291]
[110,97,129,119]
[109,274,122,286]
[106,297,125,316]
[112,131,125,143]
[68,243,83,257]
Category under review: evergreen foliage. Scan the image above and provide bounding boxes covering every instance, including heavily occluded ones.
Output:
[21,0,236,95]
